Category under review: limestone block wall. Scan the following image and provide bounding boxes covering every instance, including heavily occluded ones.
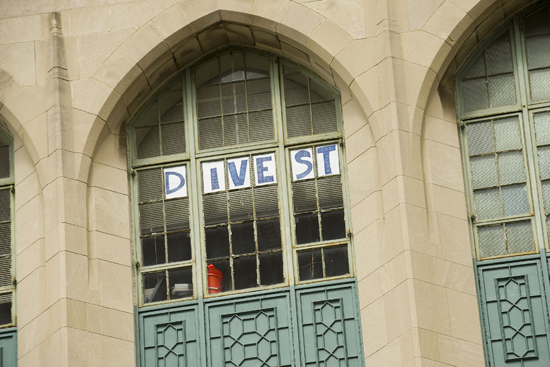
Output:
[0,0,539,366]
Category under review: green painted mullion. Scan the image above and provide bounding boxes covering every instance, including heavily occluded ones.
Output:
[274,56,296,286]
[184,67,204,300]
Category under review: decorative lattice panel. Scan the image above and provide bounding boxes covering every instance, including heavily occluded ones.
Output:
[0,328,16,367]
[139,305,200,367]
[477,260,550,367]
[296,284,363,367]
[205,293,292,367]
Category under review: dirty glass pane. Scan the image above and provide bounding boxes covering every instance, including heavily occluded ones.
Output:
[198,117,223,149]
[233,256,257,290]
[257,219,281,251]
[0,143,9,180]
[229,189,254,221]
[292,180,317,213]
[538,146,550,180]
[534,111,550,145]
[298,249,323,281]
[247,79,272,110]
[501,184,529,217]
[494,116,521,151]
[478,224,506,258]
[249,110,274,142]
[467,121,494,155]
[161,123,186,156]
[529,68,550,102]
[286,105,312,137]
[485,32,513,75]
[285,73,309,106]
[168,267,193,300]
[203,193,228,225]
[324,245,349,277]
[0,293,11,325]
[197,85,221,119]
[254,185,279,218]
[259,252,283,285]
[143,271,168,304]
[141,235,165,266]
[321,210,346,241]
[506,221,535,254]
[136,127,160,159]
[167,231,191,263]
[222,82,247,115]
[318,176,343,209]
[224,114,249,146]
[231,221,255,255]
[474,188,502,220]
[497,151,525,185]
[140,202,164,235]
[165,199,189,231]
[462,78,489,112]
[489,74,516,107]
[470,155,498,189]
[295,213,320,244]
[0,190,10,223]
[205,226,230,259]
[138,168,163,202]
[0,223,10,257]
[312,101,337,135]
[541,180,550,213]
[0,257,10,287]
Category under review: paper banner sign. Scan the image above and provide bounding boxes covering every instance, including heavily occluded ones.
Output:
[202,153,277,194]
[164,166,187,199]
[291,144,339,181]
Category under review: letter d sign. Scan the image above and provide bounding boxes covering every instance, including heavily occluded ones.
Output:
[164,166,187,199]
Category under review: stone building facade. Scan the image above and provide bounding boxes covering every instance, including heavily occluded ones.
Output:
[0,0,546,366]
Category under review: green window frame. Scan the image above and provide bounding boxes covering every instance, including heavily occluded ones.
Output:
[457,2,550,260]
[130,49,354,307]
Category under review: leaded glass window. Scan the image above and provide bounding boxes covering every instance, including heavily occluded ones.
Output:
[131,50,352,306]
[458,3,550,260]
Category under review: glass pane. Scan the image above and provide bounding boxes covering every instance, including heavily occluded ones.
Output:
[136,127,160,159]
[198,117,223,149]
[167,231,191,263]
[541,180,550,213]
[195,58,219,87]
[220,53,245,83]
[502,184,529,217]
[506,221,535,254]
[285,73,309,106]
[203,192,228,225]
[0,190,10,222]
[197,85,221,118]
[462,78,489,112]
[470,155,498,189]
[488,74,516,107]
[168,267,193,300]
[310,81,334,103]
[318,176,343,209]
[0,223,10,256]
[233,255,257,290]
[485,32,513,75]
[534,111,550,145]
[221,82,247,115]
[494,116,521,151]
[298,249,323,281]
[249,110,274,143]
[524,6,550,37]
[526,34,550,69]
[159,92,183,123]
[139,202,164,235]
[497,151,525,185]
[223,114,249,146]
[229,189,254,222]
[141,235,165,266]
[467,121,494,155]
[138,168,163,203]
[257,219,281,251]
[136,103,158,127]
[292,180,317,213]
[312,101,337,135]
[478,224,506,258]
[295,213,320,244]
[161,123,185,155]
[321,210,346,241]
[0,257,10,287]
[464,55,486,79]
[247,78,272,110]
[474,188,502,220]
[165,198,189,231]
[259,252,283,285]
[0,146,9,179]
[231,221,255,255]
[324,245,349,277]
[254,185,279,218]
[0,293,11,325]
[286,105,312,138]
[529,68,550,102]
[143,271,167,303]
[245,54,269,79]
[538,146,550,180]
[205,226,230,259]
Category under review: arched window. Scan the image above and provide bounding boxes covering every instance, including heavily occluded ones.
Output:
[457,3,550,366]
[131,49,363,367]
[132,50,352,304]
[0,129,14,327]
